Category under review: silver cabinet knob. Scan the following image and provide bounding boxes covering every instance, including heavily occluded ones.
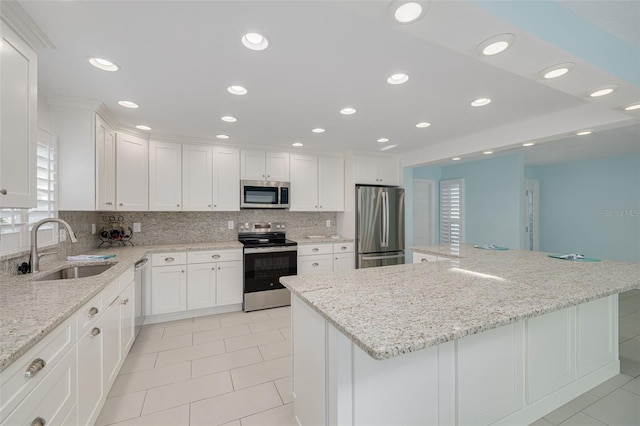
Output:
[214,204,217,207]
[421,258,428,263]
[312,248,319,252]
[177,204,180,207]
[312,262,319,267]
[31,417,46,426]
[121,298,129,305]
[105,202,113,205]
[212,254,220,259]
[24,358,46,378]
[88,307,99,317]
[90,327,101,338]
[0,189,7,195]
[341,246,347,250]
[119,203,124,206]
[181,270,185,273]
[208,204,212,207]
[165,257,175,262]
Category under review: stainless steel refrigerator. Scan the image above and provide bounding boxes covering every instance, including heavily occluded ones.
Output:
[356,185,405,268]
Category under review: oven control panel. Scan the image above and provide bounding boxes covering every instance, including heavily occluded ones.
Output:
[238,222,286,233]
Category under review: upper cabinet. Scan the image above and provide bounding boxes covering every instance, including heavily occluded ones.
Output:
[95,115,116,210]
[182,144,213,211]
[241,149,289,182]
[149,140,182,211]
[354,155,400,186]
[212,147,240,211]
[0,24,37,208]
[116,132,148,211]
[290,154,343,212]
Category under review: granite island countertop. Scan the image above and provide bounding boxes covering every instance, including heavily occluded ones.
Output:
[0,241,242,372]
[280,244,640,360]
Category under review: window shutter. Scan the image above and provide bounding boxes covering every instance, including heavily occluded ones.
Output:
[440,178,464,245]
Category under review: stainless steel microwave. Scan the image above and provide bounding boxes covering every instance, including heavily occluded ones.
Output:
[241,180,290,209]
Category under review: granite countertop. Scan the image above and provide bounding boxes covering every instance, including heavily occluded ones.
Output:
[292,237,354,245]
[281,244,640,361]
[0,241,242,372]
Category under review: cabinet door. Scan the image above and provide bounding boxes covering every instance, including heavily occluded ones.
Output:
[102,298,121,392]
[265,152,290,181]
[182,144,213,211]
[120,281,136,356]
[298,255,333,275]
[377,157,400,185]
[116,132,148,211]
[95,115,116,210]
[149,140,182,211]
[151,265,187,314]
[241,149,266,180]
[333,252,355,272]
[187,263,217,310]
[318,157,344,211]
[213,147,240,211]
[216,260,243,306]
[289,154,318,211]
[77,318,104,426]
[0,24,37,208]
[354,156,380,185]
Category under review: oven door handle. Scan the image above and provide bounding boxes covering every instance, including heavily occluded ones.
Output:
[244,246,298,254]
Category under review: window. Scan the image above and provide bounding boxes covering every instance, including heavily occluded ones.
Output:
[0,130,58,255]
[440,178,464,246]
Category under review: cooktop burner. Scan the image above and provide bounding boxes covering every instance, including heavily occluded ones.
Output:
[238,222,297,248]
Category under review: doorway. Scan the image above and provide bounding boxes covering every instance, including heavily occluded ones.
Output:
[413,179,435,246]
[524,179,539,251]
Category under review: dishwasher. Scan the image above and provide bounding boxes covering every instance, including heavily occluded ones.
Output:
[134,257,149,337]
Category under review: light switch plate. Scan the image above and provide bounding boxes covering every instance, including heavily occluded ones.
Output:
[326,219,331,227]
[228,220,234,230]
[133,223,141,232]
[91,224,96,235]
[59,229,67,241]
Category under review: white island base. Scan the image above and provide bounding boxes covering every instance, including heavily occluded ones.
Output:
[292,294,619,426]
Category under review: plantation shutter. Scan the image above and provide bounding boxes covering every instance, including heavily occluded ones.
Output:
[439,178,464,245]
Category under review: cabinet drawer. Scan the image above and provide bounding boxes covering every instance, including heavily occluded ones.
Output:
[102,277,121,306]
[298,244,332,256]
[333,242,354,253]
[152,252,187,266]
[1,347,77,426]
[188,249,242,264]
[77,292,103,338]
[413,253,444,263]
[0,316,76,421]
[298,254,333,275]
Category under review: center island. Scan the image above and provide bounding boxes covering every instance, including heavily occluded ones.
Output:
[280,244,640,426]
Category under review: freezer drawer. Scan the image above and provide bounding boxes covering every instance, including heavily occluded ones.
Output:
[357,252,405,269]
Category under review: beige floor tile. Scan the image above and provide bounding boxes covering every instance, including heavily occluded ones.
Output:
[108,405,190,426]
[225,329,285,353]
[95,391,146,426]
[240,403,296,426]
[193,324,251,345]
[190,382,282,426]
[622,375,640,396]
[155,339,226,367]
[620,311,640,326]
[128,333,192,357]
[275,376,293,404]
[135,328,164,341]
[621,335,640,353]
[619,294,640,317]
[558,412,605,426]
[583,388,640,425]
[142,371,233,415]
[588,373,635,398]
[619,289,640,301]
[620,320,640,343]
[109,361,191,397]
[230,356,291,390]
[219,310,271,328]
[249,317,291,334]
[266,306,291,319]
[280,327,291,339]
[543,392,600,425]
[529,418,554,426]
[259,339,291,361]
[620,347,640,377]
[192,347,263,378]
[162,317,222,338]
[142,317,193,329]
[119,353,157,375]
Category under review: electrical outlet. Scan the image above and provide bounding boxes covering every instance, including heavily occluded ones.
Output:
[59,229,67,242]
[133,223,141,232]
[326,219,331,227]
[228,220,234,230]
[91,224,96,235]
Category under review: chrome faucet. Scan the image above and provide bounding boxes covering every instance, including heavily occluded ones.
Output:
[30,218,78,273]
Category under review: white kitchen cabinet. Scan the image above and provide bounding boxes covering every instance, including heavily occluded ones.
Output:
[333,243,355,271]
[216,260,243,306]
[116,132,148,211]
[241,149,289,181]
[96,115,116,210]
[299,243,354,274]
[183,144,213,210]
[354,155,400,185]
[187,263,217,310]
[290,155,344,211]
[186,249,243,309]
[413,252,448,263]
[151,263,187,315]
[149,140,182,211]
[318,157,344,211]
[77,316,105,426]
[213,147,240,211]
[102,295,122,392]
[0,23,37,208]
[120,281,136,356]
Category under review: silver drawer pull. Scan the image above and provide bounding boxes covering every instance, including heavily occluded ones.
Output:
[121,298,129,305]
[312,248,319,252]
[90,327,101,338]
[88,307,99,317]
[165,257,175,262]
[105,202,113,205]
[24,358,46,378]
[421,258,428,263]
[312,262,319,267]
[0,189,7,195]
[340,246,347,250]
[31,417,46,426]
[212,254,221,259]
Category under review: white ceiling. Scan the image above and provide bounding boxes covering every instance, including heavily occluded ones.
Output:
[9,0,640,164]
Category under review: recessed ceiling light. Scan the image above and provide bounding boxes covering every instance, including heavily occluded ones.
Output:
[135,125,151,131]
[387,73,409,85]
[241,33,269,51]
[216,134,230,139]
[380,144,398,151]
[340,107,357,115]
[415,122,431,128]
[483,151,493,155]
[221,116,237,122]
[89,57,119,72]
[292,142,303,147]
[452,157,461,161]
[575,130,592,136]
[589,86,616,97]
[522,142,535,147]
[377,138,389,143]
[478,33,515,56]
[118,100,139,109]
[623,103,640,111]
[312,128,325,133]
[471,98,491,107]
[227,85,247,95]
[540,63,574,79]
[393,2,422,23]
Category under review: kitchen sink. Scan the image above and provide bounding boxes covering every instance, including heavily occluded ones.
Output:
[34,264,114,281]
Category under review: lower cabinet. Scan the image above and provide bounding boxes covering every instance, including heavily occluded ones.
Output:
[120,281,136,355]
[413,252,448,263]
[151,264,187,314]
[298,242,355,275]
[77,316,105,425]
[215,260,243,306]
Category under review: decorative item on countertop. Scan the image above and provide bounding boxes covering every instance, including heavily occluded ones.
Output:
[98,215,134,248]
[66,254,116,261]
[474,244,509,250]
[548,253,601,262]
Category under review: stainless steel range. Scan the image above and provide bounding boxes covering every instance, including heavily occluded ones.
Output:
[238,222,297,312]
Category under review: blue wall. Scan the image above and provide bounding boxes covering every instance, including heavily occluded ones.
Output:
[533,154,640,262]
[404,165,442,262]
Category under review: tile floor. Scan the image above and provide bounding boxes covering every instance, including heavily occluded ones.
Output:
[97,290,640,426]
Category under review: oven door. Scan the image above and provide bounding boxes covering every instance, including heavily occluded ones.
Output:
[243,246,297,293]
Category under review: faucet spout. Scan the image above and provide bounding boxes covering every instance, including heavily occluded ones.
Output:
[30,218,78,273]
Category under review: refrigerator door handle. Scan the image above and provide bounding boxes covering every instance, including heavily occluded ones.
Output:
[381,191,387,248]
[361,253,405,261]
[385,190,390,248]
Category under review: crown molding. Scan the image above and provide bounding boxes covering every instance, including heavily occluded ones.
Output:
[45,95,102,111]
[0,0,55,49]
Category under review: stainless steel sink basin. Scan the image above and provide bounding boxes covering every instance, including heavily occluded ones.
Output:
[34,264,114,281]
